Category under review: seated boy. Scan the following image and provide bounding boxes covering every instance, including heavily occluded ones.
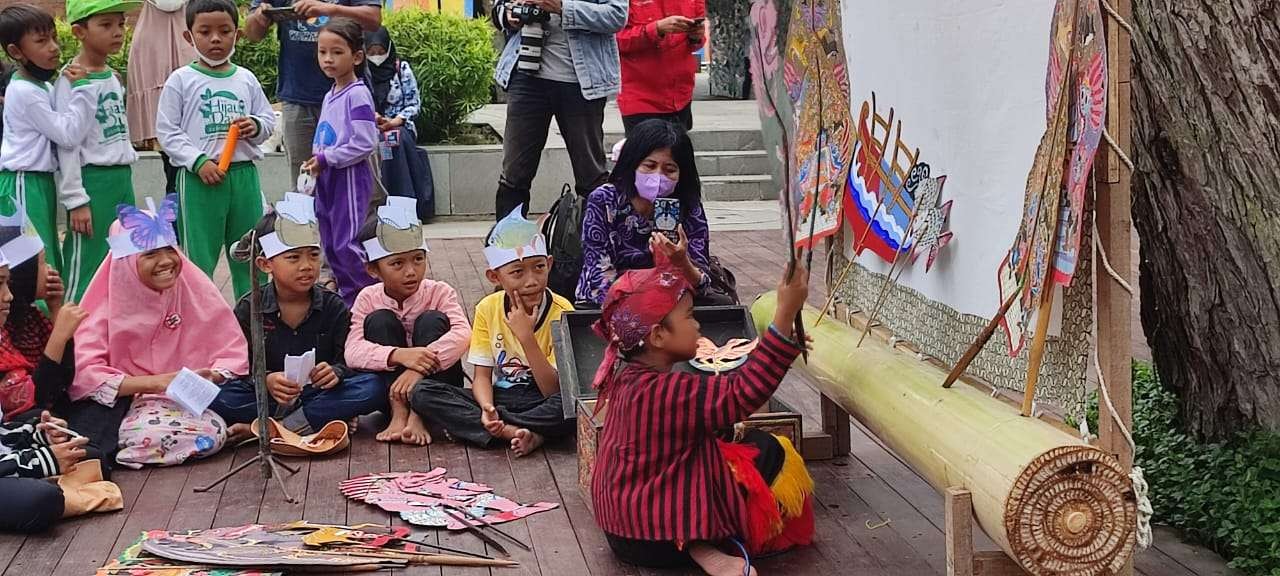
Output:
[413,206,575,456]
[211,194,385,435]
[346,197,470,446]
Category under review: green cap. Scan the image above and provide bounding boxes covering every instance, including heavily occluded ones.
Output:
[66,0,142,25]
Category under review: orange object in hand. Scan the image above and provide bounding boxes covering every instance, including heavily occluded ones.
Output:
[217,123,241,173]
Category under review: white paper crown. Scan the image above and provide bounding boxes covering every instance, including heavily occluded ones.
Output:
[0,212,44,269]
[107,195,179,259]
[260,193,321,259]
[362,197,430,262]
[483,205,548,270]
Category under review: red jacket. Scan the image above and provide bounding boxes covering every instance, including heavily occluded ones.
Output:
[617,0,707,117]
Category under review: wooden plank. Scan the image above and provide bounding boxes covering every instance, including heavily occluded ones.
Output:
[820,393,851,457]
[509,442,592,576]
[971,551,1027,576]
[809,465,938,574]
[544,443,639,576]
[104,464,191,561]
[432,442,489,576]
[2,513,77,576]
[167,449,236,531]
[465,444,538,576]
[254,451,310,524]
[346,421,392,527]
[47,465,151,576]
[945,488,973,576]
[0,534,23,575]
[1149,527,1240,576]
[803,494,884,574]
[1133,546,1197,576]
[210,445,268,527]
[389,440,441,576]
[303,449,351,525]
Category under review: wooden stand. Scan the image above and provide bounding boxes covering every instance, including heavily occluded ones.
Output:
[945,487,1028,576]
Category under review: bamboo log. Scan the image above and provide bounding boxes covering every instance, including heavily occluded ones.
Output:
[753,293,1137,576]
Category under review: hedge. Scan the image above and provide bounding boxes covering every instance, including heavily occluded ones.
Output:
[55,9,495,144]
[1087,364,1280,575]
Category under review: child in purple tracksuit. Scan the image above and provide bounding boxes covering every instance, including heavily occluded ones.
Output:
[302,18,378,306]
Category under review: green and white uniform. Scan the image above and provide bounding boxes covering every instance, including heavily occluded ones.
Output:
[0,75,102,273]
[156,62,275,298]
[54,68,138,302]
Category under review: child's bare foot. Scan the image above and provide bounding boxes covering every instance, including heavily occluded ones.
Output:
[227,423,254,444]
[690,543,756,576]
[401,411,432,446]
[510,428,544,458]
[377,408,408,442]
[348,417,359,434]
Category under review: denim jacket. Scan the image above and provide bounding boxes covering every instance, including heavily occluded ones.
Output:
[492,0,629,101]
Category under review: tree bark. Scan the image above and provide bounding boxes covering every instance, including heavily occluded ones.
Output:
[1131,0,1280,439]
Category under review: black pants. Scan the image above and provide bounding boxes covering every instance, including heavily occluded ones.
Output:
[605,430,783,568]
[622,104,694,136]
[411,380,574,448]
[496,71,609,219]
[55,397,130,479]
[362,309,465,388]
[0,477,64,533]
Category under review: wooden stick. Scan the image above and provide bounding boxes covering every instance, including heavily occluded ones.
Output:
[941,288,1021,388]
[1021,283,1059,416]
[447,504,532,551]
[440,507,509,557]
[856,209,919,347]
[814,195,888,327]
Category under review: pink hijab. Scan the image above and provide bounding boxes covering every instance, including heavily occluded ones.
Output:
[70,222,248,402]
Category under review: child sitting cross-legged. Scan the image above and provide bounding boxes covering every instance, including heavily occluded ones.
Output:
[591,248,816,576]
[412,206,575,457]
[210,194,386,437]
[345,197,470,445]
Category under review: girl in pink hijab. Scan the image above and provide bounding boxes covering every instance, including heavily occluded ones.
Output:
[72,195,248,468]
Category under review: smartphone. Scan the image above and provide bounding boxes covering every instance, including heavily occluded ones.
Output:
[264,5,300,22]
[691,17,706,26]
[653,198,681,243]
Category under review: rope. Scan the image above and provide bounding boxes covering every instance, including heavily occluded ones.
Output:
[1102,128,1136,173]
[1099,0,1135,37]
[1092,211,1134,295]
[1093,350,1154,549]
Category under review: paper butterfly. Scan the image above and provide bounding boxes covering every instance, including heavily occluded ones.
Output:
[117,194,179,252]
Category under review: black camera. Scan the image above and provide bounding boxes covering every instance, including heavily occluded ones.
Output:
[510,3,551,24]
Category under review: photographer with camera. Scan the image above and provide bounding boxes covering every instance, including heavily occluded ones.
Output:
[617,0,705,135]
[490,0,627,220]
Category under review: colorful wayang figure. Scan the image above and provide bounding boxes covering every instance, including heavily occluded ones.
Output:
[998,0,1107,355]
[783,0,853,249]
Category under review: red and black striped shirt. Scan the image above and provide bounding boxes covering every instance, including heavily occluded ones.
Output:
[591,326,803,542]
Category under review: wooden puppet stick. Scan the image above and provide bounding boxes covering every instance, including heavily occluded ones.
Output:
[440,507,510,557]
[446,504,532,552]
[1020,283,1057,416]
[941,288,1022,388]
[814,195,888,326]
[856,210,920,347]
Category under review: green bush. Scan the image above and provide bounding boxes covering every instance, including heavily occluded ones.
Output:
[1129,363,1280,575]
[384,9,496,143]
[235,30,280,102]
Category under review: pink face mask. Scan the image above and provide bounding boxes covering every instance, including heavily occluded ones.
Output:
[634,171,678,201]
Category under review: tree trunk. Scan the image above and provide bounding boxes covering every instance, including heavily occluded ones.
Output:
[1131,0,1280,439]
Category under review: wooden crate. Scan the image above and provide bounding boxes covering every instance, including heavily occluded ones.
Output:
[577,396,802,508]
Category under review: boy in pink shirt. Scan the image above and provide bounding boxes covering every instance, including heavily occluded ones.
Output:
[345,198,471,445]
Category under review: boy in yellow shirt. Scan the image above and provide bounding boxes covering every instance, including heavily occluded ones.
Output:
[411,206,574,456]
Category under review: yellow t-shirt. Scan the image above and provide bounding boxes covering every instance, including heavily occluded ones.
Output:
[468,289,575,389]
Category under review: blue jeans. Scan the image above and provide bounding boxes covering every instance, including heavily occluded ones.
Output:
[210,372,387,432]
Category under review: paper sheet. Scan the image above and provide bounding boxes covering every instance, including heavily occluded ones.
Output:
[285,349,316,386]
[166,368,221,416]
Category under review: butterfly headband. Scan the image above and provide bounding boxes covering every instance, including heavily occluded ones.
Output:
[0,212,44,269]
[260,193,321,259]
[483,205,547,270]
[108,195,179,259]
[362,197,429,262]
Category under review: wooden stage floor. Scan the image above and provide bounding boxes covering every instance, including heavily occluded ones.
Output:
[0,230,1236,575]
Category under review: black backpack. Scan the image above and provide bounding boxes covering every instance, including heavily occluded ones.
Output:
[543,184,586,301]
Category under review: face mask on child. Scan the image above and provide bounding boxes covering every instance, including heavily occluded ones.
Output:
[367,53,390,66]
[196,45,235,67]
[634,171,677,202]
[21,61,56,83]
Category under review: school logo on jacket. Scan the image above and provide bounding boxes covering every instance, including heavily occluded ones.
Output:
[198,88,248,139]
[96,91,128,144]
